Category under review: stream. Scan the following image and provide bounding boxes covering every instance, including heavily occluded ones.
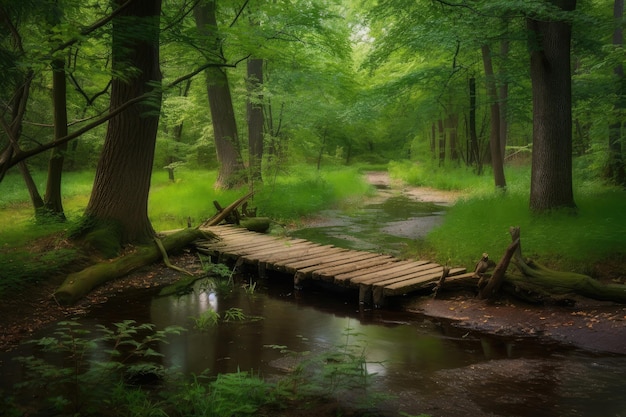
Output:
[2,178,626,416]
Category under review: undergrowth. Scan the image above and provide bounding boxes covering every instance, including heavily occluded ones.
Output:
[4,320,389,417]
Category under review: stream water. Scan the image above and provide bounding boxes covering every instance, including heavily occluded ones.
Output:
[2,182,626,416]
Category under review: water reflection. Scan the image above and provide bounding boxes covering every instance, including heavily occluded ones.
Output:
[2,281,626,416]
[289,195,446,255]
[75,281,624,416]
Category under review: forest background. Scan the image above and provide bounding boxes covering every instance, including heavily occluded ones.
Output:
[1,0,625,296]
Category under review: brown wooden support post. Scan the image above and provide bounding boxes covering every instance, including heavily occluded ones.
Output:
[294,271,305,290]
[257,262,267,279]
[373,286,385,308]
[359,284,372,305]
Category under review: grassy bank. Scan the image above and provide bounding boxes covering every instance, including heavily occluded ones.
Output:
[0,165,374,294]
[390,159,626,275]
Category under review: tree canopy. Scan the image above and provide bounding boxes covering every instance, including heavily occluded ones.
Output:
[0,0,624,245]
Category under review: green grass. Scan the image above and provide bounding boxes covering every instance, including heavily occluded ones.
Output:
[254,165,375,222]
[2,161,624,290]
[391,159,626,275]
[0,165,374,294]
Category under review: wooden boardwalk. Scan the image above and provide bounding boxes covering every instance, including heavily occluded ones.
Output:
[196,225,471,306]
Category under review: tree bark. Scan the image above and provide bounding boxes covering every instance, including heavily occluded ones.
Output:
[194,0,246,189]
[498,37,509,160]
[481,44,507,189]
[85,0,162,244]
[247,57,264,183]
[609,0,626,186]
[527,0,577,212]
[468,76,480,169]
[54,228,209,305]
[43,57,68,219]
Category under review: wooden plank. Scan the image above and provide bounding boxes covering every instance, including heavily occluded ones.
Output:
[370,266,445,287]
[351,262,441,285]
[380,267,467,296]
[245,244,330,264]
[279,248,352,270]
[239,241,321,259]
[274,248,352,273]
[335,260,429,282]
[314,256,398,282]
[212,238,309,255]
[296,251,383,280]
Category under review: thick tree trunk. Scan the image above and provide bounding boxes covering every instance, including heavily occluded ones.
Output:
[194,1,246,189]
[527,0,577,212]
[54,228,209,305]
[85,0,162,244]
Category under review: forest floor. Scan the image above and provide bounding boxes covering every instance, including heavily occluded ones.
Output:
[1,173,625,355]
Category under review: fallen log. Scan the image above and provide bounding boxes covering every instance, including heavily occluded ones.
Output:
[54,228,212,305]
[507,227,626,304]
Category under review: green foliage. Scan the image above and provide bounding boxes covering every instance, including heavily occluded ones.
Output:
[148,169,243,230]
[163,371,271,417]
[12,319,185,416]
[191,309,220,329]
[255,165,375,222]
[412,163,626,274]
[0,236,79,296]
[192,307,261,330]
[266,325,388,412]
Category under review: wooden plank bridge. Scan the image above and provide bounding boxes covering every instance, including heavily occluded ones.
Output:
[195,225,472,306]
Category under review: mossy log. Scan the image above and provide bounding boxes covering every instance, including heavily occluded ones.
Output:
[239,217,271,233]
[54,228,211,305]
[506,227,626,304]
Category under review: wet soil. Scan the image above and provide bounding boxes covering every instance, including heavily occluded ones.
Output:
[1,173,625,358]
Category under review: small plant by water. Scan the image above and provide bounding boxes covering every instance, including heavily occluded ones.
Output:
[7,319,398,416]
[11,320,184,416]
[192,307,263,330]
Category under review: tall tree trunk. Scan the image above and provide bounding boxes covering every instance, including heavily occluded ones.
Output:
[527,0,577,212]
[167,78,192,182]
[609,0,626,186]
[468,76,479,167]
[85,0,162,244]
[430,122,436,159]
[482,44,507,189]
[194,0,246,189]
[18,161,44,209]
[43,57,68,219]
[498,38,509,160]
[448,113,459,162]
[247,57,264,183]
[438,118,445,166]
